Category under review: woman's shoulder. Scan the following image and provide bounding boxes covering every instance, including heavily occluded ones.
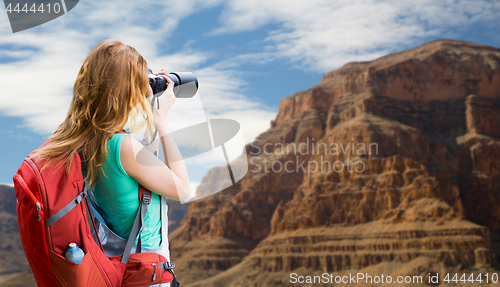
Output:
[118,134,147,173]
[118,133,143,156]
[111,132,130,140]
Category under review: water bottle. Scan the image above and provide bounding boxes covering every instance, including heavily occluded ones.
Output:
[65,243,85,264]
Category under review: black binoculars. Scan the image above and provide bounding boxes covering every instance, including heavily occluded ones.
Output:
[148,69,198,98]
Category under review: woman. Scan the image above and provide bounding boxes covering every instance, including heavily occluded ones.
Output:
[32,39,190,285]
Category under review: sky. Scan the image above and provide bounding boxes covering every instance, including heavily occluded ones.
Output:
[0,0,499,187]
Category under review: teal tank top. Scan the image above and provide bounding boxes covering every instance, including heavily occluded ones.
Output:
[87,133,161,249]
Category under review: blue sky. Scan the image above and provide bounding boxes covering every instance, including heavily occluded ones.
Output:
[0,0,499,186]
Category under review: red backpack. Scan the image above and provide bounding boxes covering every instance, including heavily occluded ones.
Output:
[13,141,180,287]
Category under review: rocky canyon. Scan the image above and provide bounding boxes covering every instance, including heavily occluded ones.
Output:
[1,39,499,286]
[169,39,500,286]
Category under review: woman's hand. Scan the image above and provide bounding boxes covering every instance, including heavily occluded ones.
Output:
[147,69,175,126]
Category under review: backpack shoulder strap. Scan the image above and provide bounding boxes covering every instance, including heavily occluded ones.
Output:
[121,185,152,264]
[45,184,89,227]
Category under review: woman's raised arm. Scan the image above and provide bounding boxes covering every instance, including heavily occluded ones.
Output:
[120,72,190,201]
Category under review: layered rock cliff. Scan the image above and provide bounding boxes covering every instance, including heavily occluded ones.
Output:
[170,39,500,286]
[0,184,33,285]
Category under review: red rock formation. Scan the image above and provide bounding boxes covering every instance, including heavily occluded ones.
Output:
[169,39,500,286]
[0,184,32,280]
[466,95,500,138]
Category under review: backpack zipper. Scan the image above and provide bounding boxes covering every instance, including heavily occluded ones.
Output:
[36,202,42,222]
[24,157,57,265]
[152,263,157,281]
[13,174,44,222]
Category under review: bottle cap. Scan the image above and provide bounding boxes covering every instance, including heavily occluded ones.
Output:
[69,243,77,249]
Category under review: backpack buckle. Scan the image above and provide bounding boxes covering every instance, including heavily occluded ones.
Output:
[162,261,175,270]
[142,192,150,204]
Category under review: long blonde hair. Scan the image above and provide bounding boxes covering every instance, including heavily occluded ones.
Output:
[32,39,154,188]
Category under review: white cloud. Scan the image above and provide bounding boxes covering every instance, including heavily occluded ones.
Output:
[0,0,276,146]
[211,0,499,71]
[0,0,497,146]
